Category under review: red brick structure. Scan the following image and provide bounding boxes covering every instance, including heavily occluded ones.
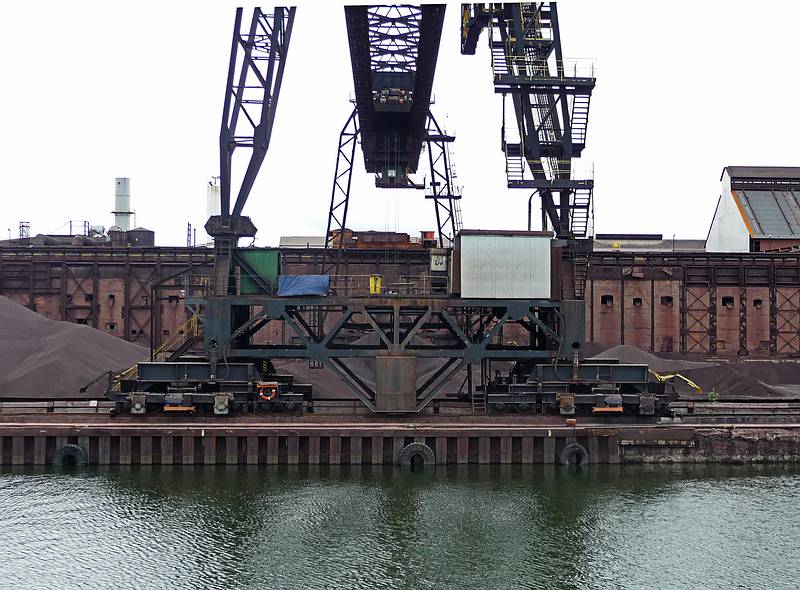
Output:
[2,244,799,357]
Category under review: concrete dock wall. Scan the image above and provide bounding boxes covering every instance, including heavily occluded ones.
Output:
[1,424,798,466]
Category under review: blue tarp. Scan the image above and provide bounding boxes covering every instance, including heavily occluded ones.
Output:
[277,275,329,297]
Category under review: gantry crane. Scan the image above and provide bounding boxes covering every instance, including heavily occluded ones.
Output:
[461,2,595,298]
[461,2,594,239]
[110,5,670,418]
[324,5,463,280]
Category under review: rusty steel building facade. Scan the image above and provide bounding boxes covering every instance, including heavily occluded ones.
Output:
[586,251,800,355]
[2,244,799,357]
[0,246,214,349]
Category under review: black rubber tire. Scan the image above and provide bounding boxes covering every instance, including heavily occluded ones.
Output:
[52,443,88,468]
[515,402,531,414]
[559,442,590,466]
[281,401,298,413]
[260,401,275,413]
[397,442,435,466]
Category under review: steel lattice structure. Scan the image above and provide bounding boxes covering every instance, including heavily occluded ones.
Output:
[324,4,461,279]
[461,3,595,239]
[210,7,295,296]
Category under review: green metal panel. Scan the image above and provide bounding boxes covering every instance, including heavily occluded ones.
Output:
[240,248,279,294]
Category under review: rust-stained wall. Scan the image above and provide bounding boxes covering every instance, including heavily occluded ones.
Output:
[587,250,800,356]
[0,246,214,349]
[4,245,800,358]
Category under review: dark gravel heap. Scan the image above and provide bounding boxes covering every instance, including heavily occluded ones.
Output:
[587,343,800,398]
[0,296,147,399]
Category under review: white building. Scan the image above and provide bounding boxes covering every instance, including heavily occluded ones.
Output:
[707,166,800,253]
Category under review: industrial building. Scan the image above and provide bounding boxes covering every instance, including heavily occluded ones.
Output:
[3,3,800,471]
[3,211,799,359]
[0,3,797,416]
[3,166,800,361]
[707,166,800,253]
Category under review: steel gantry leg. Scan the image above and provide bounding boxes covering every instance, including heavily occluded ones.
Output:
[425,113,462,248]
[323,108,359,282]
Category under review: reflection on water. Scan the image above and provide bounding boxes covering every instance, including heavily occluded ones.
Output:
[1,464,798,589]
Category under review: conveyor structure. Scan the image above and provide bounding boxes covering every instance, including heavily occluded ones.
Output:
[108,5,673,418]
[461,3,595,240]
[324,4,462,279]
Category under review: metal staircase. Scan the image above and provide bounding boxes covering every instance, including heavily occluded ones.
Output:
[504,142,526,184]
[570,187,592,238]
[462,2,596,241]
[571,94,591,148]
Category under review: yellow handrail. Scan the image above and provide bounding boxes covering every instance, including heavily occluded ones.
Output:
[151,315,199,362]
[649,369,702,395]
[111,315,199,392]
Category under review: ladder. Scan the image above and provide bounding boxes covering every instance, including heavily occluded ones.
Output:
[471,386,487,414]
[305,306,324,369]
[572,254,589,300]
[571,94,591,147]
[570,188,592,238]
[504,142,526,184]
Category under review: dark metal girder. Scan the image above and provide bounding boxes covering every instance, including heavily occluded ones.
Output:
[219,7,295,220]
[509,179,593,190]
[344,5,445,180]
[461,2,595,240]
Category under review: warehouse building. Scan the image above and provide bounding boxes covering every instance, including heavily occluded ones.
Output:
[707,166,800,253]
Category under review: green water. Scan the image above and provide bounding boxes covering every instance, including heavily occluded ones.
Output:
[0,465,797,589]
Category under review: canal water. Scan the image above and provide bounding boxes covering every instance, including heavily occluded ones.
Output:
[1,464,797,590]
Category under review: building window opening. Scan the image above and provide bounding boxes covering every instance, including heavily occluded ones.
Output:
[85,294,93,302]
[106,322,117,331]
[753,299,763,309]
[163,329,170,336]
[601,295,614,306]
[633,297,643,307]
[660,296,674,307]
[722,296,735,309]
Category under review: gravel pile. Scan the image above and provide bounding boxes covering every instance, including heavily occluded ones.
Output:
[587,343,800,399]
[0,296,147,399]
[588,344,716,373]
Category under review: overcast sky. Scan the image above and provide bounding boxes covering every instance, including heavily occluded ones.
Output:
[2,1,799,246]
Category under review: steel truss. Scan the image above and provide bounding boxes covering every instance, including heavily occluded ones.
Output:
[345,4,445,185]
[200,295,569,412]
[322,108,463,277]
[323,109,360,278]
[211,6,295,295]
[461,2,595,239]
[424,113,463,248]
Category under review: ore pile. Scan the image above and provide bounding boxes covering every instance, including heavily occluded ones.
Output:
[0,296,147,399]
[588,344,716,373]
[587,343,800,399]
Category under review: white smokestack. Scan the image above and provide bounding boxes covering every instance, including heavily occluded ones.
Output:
[206,182,220,219]
[114,177,133,231]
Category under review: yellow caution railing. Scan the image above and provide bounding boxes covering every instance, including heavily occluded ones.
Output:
[151,315,199,362]
[492,55,596,81]
[649,369,702,395]
[111,315,199,392]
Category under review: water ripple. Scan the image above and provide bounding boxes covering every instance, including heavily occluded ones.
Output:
[0,465,798,590]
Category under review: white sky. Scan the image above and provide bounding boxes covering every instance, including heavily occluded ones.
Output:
[2,1,799,246]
